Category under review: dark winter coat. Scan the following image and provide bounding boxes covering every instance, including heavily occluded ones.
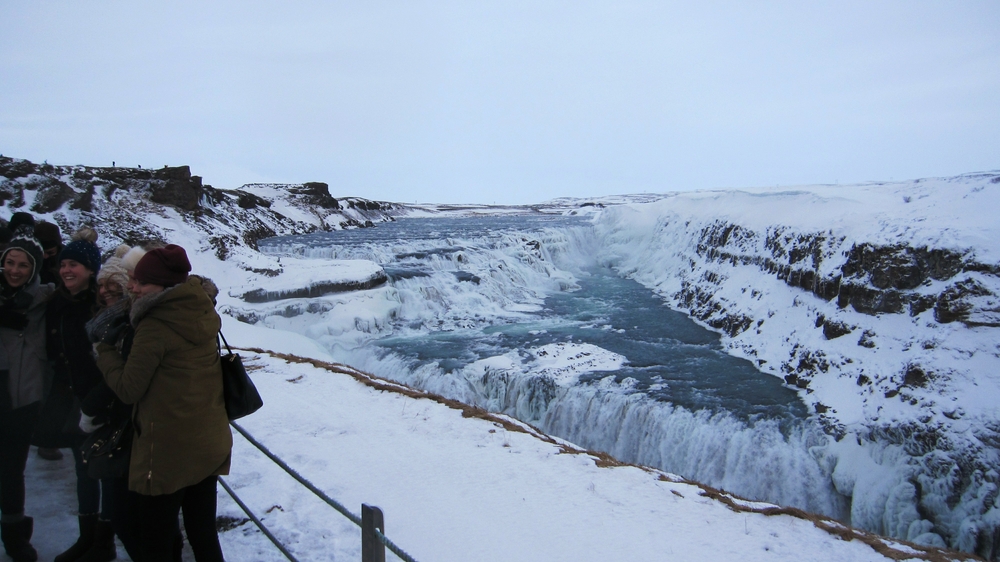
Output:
[83,298,135,424]
[45,283,103,400]
[0,276,54,410]
[96,276,232,496]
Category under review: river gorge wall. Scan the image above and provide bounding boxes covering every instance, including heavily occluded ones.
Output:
[590,176,1000,558]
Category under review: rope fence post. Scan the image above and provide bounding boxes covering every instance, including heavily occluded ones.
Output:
[230,420,420,562]
[362,504,386,562]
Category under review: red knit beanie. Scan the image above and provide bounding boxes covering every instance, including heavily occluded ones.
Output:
[132,244,191,287]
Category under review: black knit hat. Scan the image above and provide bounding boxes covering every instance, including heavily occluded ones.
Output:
[60,239,102,275]
[8,212,35,237]
[34,221,63,251]
[1,234,45,283]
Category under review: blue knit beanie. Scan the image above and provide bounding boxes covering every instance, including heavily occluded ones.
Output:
[59,228,101,275]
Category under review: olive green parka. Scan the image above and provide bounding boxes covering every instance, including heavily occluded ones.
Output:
[96,276,232,495]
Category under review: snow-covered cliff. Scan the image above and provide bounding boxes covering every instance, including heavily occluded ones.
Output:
[589,173,1000,558]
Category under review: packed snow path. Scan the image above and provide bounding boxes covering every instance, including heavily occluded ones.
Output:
[26,336,977,561]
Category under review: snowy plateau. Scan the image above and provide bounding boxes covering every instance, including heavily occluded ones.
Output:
[2,156,999,562]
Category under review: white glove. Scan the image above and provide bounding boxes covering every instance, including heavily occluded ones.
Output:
[79,412,105,434]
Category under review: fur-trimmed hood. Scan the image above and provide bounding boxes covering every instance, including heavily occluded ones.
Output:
[129,275,220,345]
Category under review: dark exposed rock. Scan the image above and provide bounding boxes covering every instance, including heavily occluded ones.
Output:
[857,374,871,386]
[247,267,282,278]
[935,277,992,324]
[209,235,238,261]
[241,225,280,251]
[0,157,38,180]
[155,165,193,181]
[903,365,930,388]
[842,244,965,290]
[290,182,340,209]
[147,167,203,211]
[837,283,906,314]
[784,374,810,389]
[858,330,877,348]
[70,185,95,212]
[697,218,997,322]
[241,271,388,303]
[708,312,753,337]
[909,294,937,317]
[237,191,271,209]
[30,177,76,214]
[822,319,854,340]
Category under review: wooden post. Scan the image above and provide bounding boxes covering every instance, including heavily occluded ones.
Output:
[362,504,385,562]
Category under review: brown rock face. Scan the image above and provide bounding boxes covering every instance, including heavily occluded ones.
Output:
[148,167,204,211]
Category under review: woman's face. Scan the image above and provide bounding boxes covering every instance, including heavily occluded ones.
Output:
[60,259,92,295]
[98,279,125,307]
[2,250,33,288]
[126,271,138,295]
[130,278,165,298]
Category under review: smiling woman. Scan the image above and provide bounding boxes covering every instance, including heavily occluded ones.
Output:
[39,228,119,562]
[0,232,53,562]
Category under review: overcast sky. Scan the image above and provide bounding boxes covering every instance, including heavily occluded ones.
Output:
[1,1,998,204]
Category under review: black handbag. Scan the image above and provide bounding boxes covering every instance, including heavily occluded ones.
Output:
[81,416,133,479]
[219,332,263,420]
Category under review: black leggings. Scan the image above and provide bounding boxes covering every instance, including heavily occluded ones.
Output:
[134,475,224,562]
[0,403,39,517]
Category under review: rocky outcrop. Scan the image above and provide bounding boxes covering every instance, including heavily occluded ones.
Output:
[241,271,389,303]
[689,220,1000,329]
[0,156,402,257]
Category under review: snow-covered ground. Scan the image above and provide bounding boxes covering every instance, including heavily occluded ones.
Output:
[25,321,967,561]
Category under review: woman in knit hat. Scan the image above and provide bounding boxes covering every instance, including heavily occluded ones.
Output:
[96,244,230,562]
[95,246,130,308]
[0,233,54,562]
[82,244,148,562]
[42,228,119,562]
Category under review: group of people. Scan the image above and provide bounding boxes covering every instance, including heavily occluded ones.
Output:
[0,212,233,562]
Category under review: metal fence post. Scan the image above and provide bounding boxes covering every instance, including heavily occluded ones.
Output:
[362,504,385,562]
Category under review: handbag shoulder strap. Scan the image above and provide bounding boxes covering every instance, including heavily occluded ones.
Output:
[218,331,234,355]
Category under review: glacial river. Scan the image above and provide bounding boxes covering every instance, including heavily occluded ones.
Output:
[262,214,848,520]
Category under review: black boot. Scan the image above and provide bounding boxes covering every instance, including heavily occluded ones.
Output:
[0,516,38,562]
[78,519,117,562]
[54,513,97,562]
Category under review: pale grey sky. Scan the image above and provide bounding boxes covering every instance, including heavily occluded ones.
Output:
[1,1,998,204]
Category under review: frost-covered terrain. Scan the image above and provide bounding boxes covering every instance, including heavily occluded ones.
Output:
[26,323,949,562]
[585,174,1000,556]
[251,175,1000,558]
[3,156,998,560]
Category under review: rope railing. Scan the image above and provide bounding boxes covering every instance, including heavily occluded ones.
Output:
[218,476,301,562]
[225,420,421,562]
